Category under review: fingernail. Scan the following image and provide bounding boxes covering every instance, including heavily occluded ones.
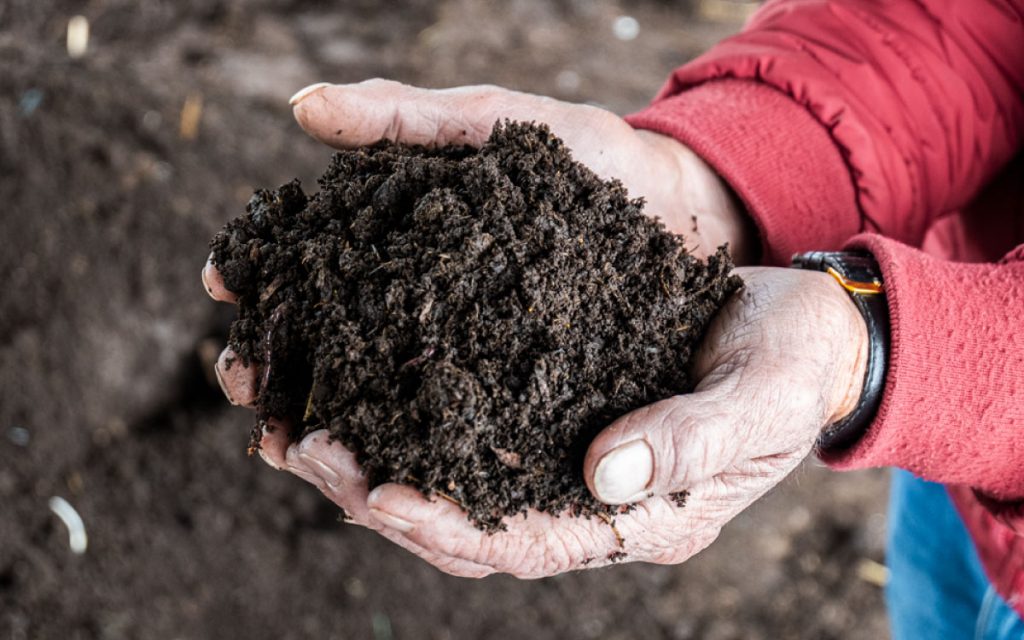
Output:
[594,440,654,504]
[300,453,342,489]
[213,359,236,405]
[369,508,415,533]
[289,82,331,106]
[201,258,213,295]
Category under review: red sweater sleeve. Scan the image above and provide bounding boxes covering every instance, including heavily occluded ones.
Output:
[627,0,1024,265]
[822,236,1024,506]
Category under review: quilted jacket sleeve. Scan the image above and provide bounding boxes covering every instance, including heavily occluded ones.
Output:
[626,0,1024,265]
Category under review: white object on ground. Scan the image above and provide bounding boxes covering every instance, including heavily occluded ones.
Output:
[67,16,89,58]
[48,496,88,555]
[612,16,640,41]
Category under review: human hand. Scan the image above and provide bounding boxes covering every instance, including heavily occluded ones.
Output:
[203,78,761,512]
[327,266,868,576]
[206,259,867,576]
[286,79,757,263]
[203,78,755,452]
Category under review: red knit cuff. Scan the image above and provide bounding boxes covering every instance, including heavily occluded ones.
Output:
[625,79,861,266]
[822,234,1024,501]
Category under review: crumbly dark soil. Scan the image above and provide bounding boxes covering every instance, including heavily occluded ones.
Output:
[211,121,740,529]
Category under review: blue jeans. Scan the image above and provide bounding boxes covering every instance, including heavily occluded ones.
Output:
[887,469,1024,639]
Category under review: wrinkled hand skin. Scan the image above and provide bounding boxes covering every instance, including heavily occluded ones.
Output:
[202,80,867,579]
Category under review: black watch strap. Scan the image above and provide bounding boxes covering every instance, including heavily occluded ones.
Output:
[791,251,890,451]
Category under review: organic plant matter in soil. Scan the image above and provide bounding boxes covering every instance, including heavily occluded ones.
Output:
[210,121,741,530]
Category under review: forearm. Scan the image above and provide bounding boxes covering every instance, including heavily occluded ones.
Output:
[627,80,857,265]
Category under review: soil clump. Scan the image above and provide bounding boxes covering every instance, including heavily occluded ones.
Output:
[211,121,741,530]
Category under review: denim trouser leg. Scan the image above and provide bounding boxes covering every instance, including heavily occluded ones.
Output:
[886,468,1024,640]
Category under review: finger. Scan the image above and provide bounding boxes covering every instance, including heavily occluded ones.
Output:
[256,417,290,470]
[365,484,627,578]
[214,347,258,407]
[583,390,747,505]
[287,430,494,577]
[366,482,730,575]
[284,429,362,507]
[584,355,824,507]
[290,79,566,150]
[365,483,526,575]
[202,254,237,303]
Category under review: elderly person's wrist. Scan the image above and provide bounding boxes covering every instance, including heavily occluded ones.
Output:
[633,129,760,265]
[823,280,870,425]
[793,251,889,450]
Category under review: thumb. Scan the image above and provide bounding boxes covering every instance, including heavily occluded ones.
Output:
[583,389,745,505]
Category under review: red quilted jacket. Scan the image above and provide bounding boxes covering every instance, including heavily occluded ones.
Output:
[627,0,1024,614]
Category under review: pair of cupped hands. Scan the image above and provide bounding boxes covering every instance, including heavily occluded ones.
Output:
[203,80,868,578]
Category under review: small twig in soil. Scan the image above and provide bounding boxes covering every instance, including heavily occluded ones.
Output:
[179,93,203,141]
[403,474,468,510]
[257,302,288,420]
[611,377,625,396]
[259,274,286,303]
[418,298,434,323]
[302,383,316,422]
[367,260,393,277]
[659,275,672,298]
[399,346,436,371]
[432,489,467,510]
[597,512,625,548]
[490,446,523,470]
[688,283,715,299]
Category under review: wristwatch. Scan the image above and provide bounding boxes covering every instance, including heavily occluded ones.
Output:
[791,251,889,451]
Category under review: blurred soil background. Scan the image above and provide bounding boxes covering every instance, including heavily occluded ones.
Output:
[0,1,890,638]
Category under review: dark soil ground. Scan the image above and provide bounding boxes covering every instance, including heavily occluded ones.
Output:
[1,1,890,638]
[212,122,739,529]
